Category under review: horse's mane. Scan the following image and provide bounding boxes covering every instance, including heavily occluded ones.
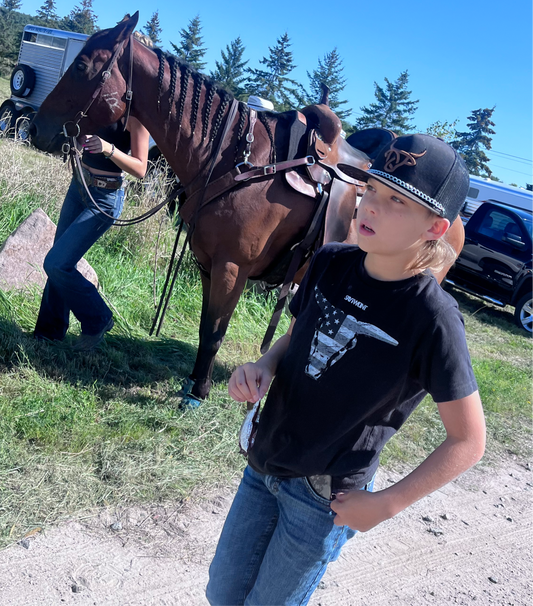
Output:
[152,48,236,143]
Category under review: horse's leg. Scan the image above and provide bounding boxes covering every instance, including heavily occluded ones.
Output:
[186,260,249,405]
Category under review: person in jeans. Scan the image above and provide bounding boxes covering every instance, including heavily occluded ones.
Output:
[34,115,149,351]
[206,134,486,605]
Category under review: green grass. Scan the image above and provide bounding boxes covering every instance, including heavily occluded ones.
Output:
[0,138,531,547]
[0,76,10,103]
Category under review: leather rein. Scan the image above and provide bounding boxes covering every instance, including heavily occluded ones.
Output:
[62,34,186,227]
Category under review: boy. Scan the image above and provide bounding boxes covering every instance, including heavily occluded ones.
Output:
[207,134,486,606]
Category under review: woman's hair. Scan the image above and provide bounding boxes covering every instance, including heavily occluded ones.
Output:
[133,31,154,48]
[409,210,458,274]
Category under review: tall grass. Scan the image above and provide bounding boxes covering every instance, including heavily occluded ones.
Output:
[0,137,531,548]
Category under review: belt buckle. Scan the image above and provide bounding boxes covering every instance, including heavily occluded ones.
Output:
[94,178,108,188]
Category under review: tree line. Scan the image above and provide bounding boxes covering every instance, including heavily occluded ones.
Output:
[1,1,502,181]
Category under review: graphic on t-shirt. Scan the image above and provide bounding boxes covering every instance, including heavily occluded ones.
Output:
[305,287,399,380]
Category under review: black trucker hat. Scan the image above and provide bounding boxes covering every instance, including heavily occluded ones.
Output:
[349,134,469,222]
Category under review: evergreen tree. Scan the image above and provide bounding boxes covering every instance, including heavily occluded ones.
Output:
[355,70,418,134]
[143,11,162,46]
[170,15,207,71]
[1,0,21,11]
[61,0,98,35]
[210,37,248,99]
[36,0,59,25]
[245,33,302,112]
[306,48,351,120]
[451,107,496,177]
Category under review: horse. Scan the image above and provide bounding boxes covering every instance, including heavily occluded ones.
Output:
[29,12,464,405]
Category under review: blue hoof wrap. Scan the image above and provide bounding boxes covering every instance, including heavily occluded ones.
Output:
[180,394,203,410]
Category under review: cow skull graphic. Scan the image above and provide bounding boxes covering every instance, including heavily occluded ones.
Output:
[305,287,399,380]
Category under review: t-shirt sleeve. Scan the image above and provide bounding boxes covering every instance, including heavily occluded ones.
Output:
[414,304,478,403]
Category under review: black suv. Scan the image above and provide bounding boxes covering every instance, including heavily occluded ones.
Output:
[445,202,532,334]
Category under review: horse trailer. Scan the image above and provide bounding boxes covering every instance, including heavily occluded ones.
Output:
[463,175,533,216]
[0,24,88,140]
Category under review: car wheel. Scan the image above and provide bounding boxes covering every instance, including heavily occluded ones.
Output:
[514,293,532,334]
[0,100,19,135]
[15,108,35,142]
[10,64,36,98]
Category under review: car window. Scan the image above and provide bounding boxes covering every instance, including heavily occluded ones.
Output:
[478,210,526,246]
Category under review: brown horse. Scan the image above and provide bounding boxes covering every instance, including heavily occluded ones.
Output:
[29,13,464,405]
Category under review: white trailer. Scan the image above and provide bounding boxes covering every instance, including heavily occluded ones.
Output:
[463,175,533,216]
[0,24,88,139]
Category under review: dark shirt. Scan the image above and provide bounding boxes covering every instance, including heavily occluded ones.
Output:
[248,244,478,492]
[82,121,131,174]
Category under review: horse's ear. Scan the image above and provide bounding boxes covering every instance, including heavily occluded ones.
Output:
[111,11,139,42]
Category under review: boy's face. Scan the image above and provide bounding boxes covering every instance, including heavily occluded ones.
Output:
[356,178,448,259]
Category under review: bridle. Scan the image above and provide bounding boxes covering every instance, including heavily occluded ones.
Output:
[62,33,184,227]
[61,33,134,151]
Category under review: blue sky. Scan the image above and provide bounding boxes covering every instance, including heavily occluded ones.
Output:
[19,0,533,187]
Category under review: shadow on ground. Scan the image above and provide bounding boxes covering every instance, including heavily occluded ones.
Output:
[0,315,233,399]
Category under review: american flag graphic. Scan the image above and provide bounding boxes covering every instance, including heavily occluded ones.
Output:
[305,287,399,380]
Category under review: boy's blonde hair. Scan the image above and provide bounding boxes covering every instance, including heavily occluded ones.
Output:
[409,236,458,274]
[409,210,457,273]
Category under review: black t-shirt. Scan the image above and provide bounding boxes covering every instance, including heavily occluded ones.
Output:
[248,243,478,491]
[82,121,131,174]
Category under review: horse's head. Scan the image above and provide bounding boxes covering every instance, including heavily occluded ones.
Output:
[30,12,139,154]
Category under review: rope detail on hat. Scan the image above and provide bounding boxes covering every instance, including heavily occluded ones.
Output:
[368,169,446,215]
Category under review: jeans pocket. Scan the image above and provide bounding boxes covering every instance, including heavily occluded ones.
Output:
[303,477,333,507]
[89,186,124,219]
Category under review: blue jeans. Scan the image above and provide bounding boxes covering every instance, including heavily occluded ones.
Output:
[206,465,374,606]
[34,175,124,340]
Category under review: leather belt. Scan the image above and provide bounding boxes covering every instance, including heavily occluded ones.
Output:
[81,168,124,190]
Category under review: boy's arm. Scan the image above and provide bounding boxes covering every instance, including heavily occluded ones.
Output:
[228,318,296,403]
[331,391,486,532]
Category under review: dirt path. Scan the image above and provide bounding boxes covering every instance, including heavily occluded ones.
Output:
[0,455,531,606]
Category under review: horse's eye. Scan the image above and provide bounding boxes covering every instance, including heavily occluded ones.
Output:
[75,61,87,72]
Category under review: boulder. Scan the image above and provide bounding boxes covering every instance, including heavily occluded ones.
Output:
[0,208,98,291]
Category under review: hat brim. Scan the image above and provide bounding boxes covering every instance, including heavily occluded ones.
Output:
[349,167,445,218]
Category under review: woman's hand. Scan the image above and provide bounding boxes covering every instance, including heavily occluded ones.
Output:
[82,134,113,156]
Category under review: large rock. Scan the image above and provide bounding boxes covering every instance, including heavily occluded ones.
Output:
[0,208,98,291]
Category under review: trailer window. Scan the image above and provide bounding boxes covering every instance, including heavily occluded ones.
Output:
[467,187,479,199]
[22,31,67,49]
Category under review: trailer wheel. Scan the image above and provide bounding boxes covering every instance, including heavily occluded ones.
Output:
[15,108,36,142]
[0,100,19,135]
[514,293,532,335]
[10,64,36,98]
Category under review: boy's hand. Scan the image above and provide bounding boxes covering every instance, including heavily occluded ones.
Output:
[331,490,391,532]
[228,362,273,403]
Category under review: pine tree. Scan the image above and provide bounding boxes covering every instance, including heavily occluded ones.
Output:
[143,11,162,46]
[306,48,351,120]
[1,0,21,11]
[170,15,207,71]
[210,37,249,99]
[245,33,303,112]
[355,70,418,134]
[61,0,98,35]
[36,0,59,25]
[451,108,496,177]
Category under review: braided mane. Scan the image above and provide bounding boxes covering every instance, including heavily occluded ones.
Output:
[152,48,248,145]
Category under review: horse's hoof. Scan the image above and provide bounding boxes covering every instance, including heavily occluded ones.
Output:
[177,376,195,397]
[179,394,203,410]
